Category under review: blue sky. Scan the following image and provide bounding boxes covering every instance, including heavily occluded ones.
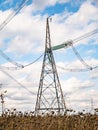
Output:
[0,0,98,113]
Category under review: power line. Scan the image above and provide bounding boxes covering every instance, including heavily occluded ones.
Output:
[0,54,43,70]
[57,65,98,72]
[51,29,98,51]
[0,0,30,68]
[0,69,36,95]
[23,54,43,67]
[0,50,24,69]
[0,0,29,32]
[71,43,92,70]
[57,65,90,72]
[73,29,98,43]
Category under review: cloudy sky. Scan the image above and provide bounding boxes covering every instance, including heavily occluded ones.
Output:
[0,0,98,113]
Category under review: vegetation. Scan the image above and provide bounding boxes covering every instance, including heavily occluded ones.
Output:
[0,109,98,130]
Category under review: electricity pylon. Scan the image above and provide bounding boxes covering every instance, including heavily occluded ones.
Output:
[0,90,7,116]
[35,18,66,115]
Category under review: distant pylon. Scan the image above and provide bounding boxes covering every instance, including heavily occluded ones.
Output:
[0,90,7,116]
[35,17,66,115]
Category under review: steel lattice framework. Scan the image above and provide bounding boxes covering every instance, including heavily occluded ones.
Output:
[35,18,66,115]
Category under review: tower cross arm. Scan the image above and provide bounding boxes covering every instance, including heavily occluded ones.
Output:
[51,40,73,51]
[49,28,98,51]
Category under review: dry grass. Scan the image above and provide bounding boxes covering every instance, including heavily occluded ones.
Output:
[0,110,98,130]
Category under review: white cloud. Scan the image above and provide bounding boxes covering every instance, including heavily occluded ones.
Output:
[32,0,69,10]
[0,1,98,55]
[1,11,46,56]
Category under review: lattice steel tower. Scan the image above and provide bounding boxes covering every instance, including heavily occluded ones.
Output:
[35,18,66,115]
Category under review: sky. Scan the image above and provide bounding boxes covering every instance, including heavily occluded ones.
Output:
[0,0,98,114]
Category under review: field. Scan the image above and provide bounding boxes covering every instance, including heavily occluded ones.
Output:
[0,111,98,130]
